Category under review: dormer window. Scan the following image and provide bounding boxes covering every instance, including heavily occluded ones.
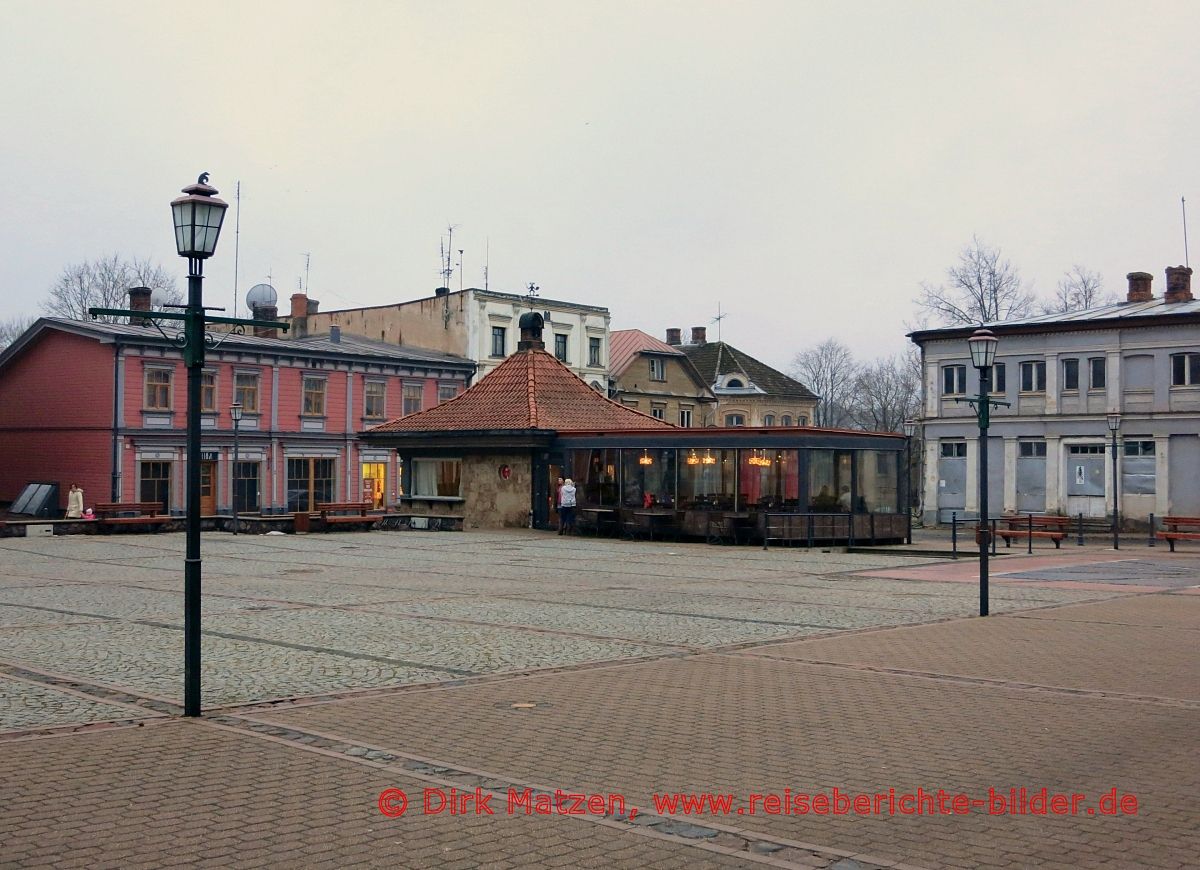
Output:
[726,378,744,388]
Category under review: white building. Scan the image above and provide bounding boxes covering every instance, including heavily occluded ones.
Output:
[909,266,1200,525]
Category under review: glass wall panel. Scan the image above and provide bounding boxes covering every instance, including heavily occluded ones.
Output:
[858,450,900,513]
[571,448,620,506]
[808,450,853,511]
[679,448,736,509]
[738,449,800,510]
[621,448,677,507]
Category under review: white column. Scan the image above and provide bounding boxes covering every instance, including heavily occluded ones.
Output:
[923,439,939,520]
[1107,350,1122,412]
[1003,437,1018,512]
[1045,353,1059,414]
[965,437,978,513]
[1045,435,1062,514]
[1155,435,1170,519]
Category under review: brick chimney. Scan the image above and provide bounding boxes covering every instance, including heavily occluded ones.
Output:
[253,305,278,338]
[127,286,152,325]
[665,328,682,346]
[517,311,545,351]
[307,298,319,315]
[290,293,308,337]
[691,326,707,345]
[1164,266,1194,303]
[1125,272,1153,303]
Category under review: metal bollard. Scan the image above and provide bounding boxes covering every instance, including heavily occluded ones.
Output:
[951,512,958,559]
[991,518,998,556]
[1028,513,1033,554]
[1149,513,1156,547]
[1077,512,1084,546]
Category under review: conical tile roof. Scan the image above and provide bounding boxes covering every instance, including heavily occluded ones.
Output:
[369,347,675,432]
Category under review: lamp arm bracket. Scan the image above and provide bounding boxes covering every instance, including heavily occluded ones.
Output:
[205,323,245,352]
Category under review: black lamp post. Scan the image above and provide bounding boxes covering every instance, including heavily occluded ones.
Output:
[903,419,917,545]
[967,328,1002,617]
[1108,412,1121,550]
[230,401,242,535]
[172,175,228,716]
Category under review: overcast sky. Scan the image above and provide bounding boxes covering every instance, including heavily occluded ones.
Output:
[3,1,1199,370]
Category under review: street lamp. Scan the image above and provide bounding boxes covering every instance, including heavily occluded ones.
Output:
[230,401,243,536]
[172,174,228,717]
[1108,412,1121,550]
[966,328,1004,617]
[903,419,918,545]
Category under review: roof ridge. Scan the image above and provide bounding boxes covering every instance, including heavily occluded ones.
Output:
[527,351,539,427]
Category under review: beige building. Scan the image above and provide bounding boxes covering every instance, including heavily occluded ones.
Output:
[608,329,715,426]
[673,327,819,427]
[281,288,610,387]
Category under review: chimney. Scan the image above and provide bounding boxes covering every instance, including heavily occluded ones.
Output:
[1164,266,1194,303]
[127,286,152,325]
[665,328,682,346]
[1126,272,1153,303]
[517,311,545,351]
[691,326,707,345]
[306,298,319,314]
[290,293,309,338]
[253,305,278,338]
[435,286,450,297]
[329,325,341,344]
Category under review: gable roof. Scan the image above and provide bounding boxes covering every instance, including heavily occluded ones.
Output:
[680,341,817,400]
[369,345,676,433]
[608,329,685,378]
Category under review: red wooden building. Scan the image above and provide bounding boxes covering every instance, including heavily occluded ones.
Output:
[0,318,474,516]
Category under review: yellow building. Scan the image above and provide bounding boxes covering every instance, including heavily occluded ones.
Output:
[608,329,715,426]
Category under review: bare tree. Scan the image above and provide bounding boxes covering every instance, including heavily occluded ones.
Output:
[848,350,922,433]
[0,313,36,352]
[916,236,1036,325]
[42,254,181,322]
[1041,264,1116,314]
[790,339,859,428]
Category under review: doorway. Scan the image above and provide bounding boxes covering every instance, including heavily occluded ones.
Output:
[361,462,386,509]
[200,461,216,516]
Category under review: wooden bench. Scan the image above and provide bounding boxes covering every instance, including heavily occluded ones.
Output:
[996,515,1070,549]
[316,502,376,531]
[94,502,168,533]
[1156,516,1200,552]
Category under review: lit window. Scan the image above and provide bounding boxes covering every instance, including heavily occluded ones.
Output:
[200,371,217,411]
[144,368,172,410]
[234,372,259,413]
[1170,352,1200,386]
[302,376,326,416]
[403,384,423,416]
[649,358,666,381]
[1020,361,1046,393]
[941,366,966,396]
[364,381,386,419]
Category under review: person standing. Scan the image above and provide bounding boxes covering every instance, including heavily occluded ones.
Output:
[559,478,577,535]
[553,476,564,531]
[66,483,84,519]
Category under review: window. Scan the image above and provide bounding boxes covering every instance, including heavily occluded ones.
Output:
[1068,444,1104,455]
[588,337,602,367]
[1124,440,1155,456]
[364,381,386,419]
[411,459,462,497]
[763,414,776,426]
[649,358,666,381]
[1019,441,1047,458]
[139,461,171,509]
[1020,361,1047,393]
[1062,359,1079,392]
[622,399,639,409]
[1089,357,1106,390]
[201,371,217,411]
[940,442,967,458]
[942,365,966,396]
[286,457,335,512]
[726,378,744,388]
[234,372,259,413]
[988,363,1006,394]
[678,406,693,427]
[725,413,745,427]
[233,461,260,514]
[651,403,666,420]
[403,384,423,416]
[797,416,808,426]
[144,368,172,410]
[781,415,792,426]
[302,376,326,416]
[490,326,506,358]
[1171,352,1200,386]
[554,334,568,362]
[437,384,459,404]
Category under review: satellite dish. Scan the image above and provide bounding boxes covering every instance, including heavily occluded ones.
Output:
[246,283,278,310]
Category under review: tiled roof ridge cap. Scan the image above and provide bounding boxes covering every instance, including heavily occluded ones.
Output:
[528,351,540,427]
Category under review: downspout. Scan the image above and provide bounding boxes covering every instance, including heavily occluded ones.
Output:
[111,340,121,501]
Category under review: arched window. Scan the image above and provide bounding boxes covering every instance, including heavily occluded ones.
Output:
[798,416,808,426]
[725,413,745,427]
[763,414,776,426]
[726,378,744,388]
[781,415,792,426]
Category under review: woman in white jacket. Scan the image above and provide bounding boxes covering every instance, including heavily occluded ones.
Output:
[559,478,577,535]
[66,484,84,519]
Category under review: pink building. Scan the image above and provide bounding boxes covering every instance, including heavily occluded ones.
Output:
[0,318,474,516]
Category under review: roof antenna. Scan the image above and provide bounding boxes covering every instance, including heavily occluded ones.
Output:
[232,181,241,317]
[458,249,464,292]
[302,252,311,293]
[711,302,728,341]
[483,238,490,291]
[1183,196,1190,268]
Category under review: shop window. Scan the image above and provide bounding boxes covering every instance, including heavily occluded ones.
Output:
[233,461,260,514]
[139,461,171,510]
[411,459,462,497]
[287,457,335,512]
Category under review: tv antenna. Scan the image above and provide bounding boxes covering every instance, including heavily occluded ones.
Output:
[483,238,490,291]
[232,181,241,317]
[458,249,464,292]
[1183,196,1190,268]
[439,224,459,288]
[711,302,728,341]
[302,252,311,293]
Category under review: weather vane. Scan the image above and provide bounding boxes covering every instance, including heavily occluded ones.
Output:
[526,282,539,309]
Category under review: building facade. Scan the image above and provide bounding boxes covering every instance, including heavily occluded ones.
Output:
[674,327,819,427]
[0,317,474,516]
[283,288,611,388]
[910,267,1200,525]
[608,328,715,426]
